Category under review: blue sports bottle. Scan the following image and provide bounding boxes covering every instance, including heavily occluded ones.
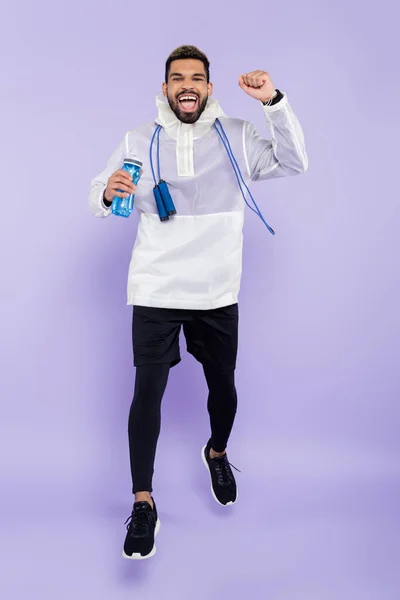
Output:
[111,157,143,218]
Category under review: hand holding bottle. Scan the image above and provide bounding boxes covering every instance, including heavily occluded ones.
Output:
[104,169,138,202]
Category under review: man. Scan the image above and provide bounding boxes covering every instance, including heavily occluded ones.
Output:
[89,45,307,560]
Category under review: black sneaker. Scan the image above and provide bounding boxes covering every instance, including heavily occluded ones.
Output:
[122,499,160,560]
[201,440,239,506]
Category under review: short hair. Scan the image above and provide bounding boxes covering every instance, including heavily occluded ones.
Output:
[165,45,210,83]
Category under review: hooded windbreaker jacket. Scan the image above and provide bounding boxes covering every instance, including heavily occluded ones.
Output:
[89,93,307,310]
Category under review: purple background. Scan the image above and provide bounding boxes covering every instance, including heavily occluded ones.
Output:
[1,0,399,598]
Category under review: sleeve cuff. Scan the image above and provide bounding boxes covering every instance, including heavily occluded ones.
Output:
[100,189,112,213]
[262,91,288,113]
[262,89,284,106]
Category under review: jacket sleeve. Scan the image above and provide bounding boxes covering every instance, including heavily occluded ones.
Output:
[243,93,308,181]
[89,134,127,217]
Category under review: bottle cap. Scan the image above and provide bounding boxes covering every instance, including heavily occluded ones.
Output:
[124,157,143,167]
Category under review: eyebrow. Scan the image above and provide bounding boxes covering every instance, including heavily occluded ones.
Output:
[169,72,206,78]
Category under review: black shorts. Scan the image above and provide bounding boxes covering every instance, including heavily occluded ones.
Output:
[132,304,238,371]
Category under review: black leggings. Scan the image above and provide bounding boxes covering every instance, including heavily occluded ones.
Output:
[128,363,238,493]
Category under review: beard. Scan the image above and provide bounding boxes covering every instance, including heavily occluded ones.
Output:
[167,93,209,124]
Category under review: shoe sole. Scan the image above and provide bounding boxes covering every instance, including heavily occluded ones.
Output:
[122,518,161,560]
[201,445,238,507]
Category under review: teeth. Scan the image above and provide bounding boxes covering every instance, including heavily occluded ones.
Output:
[179,95,197,101]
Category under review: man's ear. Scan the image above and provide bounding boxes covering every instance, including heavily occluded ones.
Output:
[162,82,168,97]
[207,82,213,96]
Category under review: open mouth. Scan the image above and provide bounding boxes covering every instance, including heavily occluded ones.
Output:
[178,94,199,112]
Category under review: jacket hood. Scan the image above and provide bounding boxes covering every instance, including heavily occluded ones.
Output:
[154,94,226,177]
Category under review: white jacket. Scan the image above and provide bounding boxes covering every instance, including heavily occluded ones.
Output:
[89,93,307,310]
